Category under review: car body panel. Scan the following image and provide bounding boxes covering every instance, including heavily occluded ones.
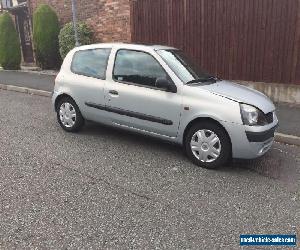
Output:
[54,51,109,123]
[102,46,183,137]
[201,80,275,113]
[103,80,182,137]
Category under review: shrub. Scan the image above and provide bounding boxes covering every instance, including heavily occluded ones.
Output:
[59,22,93,59]
[33,4,61,69]
[0,12,21,70]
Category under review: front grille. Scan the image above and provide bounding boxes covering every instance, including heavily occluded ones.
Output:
[265,112,274,124]
[246,126,276,142]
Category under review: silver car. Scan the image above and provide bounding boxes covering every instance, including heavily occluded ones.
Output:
[52,43,278,169]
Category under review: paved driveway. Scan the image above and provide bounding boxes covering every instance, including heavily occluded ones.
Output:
[0,89,299,249]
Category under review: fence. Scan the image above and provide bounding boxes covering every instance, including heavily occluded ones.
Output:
[131,0,300,84]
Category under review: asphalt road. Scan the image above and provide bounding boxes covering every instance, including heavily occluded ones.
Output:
[0,89,299,249]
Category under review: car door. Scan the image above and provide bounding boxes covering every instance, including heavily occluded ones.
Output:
[104,48,182,138]
[70,48,111,122]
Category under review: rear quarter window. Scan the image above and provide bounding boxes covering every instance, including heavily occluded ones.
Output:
[71,48,111,79]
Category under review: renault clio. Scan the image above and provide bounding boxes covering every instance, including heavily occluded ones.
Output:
[52,43,278,168]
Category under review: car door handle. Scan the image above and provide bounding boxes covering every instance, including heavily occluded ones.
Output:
[109,90,118,95]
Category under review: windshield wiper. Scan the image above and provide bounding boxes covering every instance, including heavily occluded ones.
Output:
[185,76,217,85]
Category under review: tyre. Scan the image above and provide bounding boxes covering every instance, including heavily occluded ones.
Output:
[185,121,231,169]
[56,96,84,132]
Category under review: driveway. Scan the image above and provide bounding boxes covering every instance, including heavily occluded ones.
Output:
[0,89,299,249]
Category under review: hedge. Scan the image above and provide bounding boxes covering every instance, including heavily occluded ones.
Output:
[33,4,61,69]
[0,12,21,70]
[59,22,93,59]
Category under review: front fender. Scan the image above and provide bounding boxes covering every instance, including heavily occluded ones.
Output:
[177,88,242,144]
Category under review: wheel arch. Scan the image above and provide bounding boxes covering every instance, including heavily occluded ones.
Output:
[183,117,232,152]
[54,93,77,111]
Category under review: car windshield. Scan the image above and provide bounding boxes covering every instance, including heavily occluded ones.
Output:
[157,49,218,84]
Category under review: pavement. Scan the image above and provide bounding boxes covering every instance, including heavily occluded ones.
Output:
[0,70,299,137]
[0,89,299,249]
[276,103,300,137]
[0,70,56,92]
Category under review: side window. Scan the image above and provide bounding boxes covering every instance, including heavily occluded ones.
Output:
[71,48,111,79]
[113,49,169,88]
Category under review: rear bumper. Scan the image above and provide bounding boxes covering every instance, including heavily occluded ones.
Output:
[51,90,59,110]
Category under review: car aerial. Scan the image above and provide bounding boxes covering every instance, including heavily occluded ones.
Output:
[52,43,278,169]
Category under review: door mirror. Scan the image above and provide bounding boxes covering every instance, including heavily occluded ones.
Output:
[155,78,177,93]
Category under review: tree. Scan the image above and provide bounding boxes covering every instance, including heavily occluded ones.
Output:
[33,4,61,69]
[0,12,21,70]
[59,22,93,59]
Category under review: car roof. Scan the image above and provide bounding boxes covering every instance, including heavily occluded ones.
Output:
[73,43,177,52]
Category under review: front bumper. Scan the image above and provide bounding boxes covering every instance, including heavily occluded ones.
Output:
[245,126,277,142]
[221,116,278,159]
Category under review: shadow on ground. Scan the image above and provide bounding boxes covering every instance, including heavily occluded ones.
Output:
[78,122,299,192]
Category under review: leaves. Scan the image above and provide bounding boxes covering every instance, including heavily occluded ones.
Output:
[58,22,94,59]
[33,4,61,69]
[0,12,21,70]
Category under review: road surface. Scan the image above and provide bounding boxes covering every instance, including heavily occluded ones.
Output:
[0,89,299,249]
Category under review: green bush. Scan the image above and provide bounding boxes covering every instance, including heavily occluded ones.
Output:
[33,4,61,69]
[0,12,21,70]
[59,22,93,59]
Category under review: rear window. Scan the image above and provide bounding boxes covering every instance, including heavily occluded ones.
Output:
[71,48,111,79]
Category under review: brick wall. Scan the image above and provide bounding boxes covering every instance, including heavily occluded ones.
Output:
[27,0,131,42]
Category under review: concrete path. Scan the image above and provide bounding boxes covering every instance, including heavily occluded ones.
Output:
[0,70,299,137]
[276,103,300,137]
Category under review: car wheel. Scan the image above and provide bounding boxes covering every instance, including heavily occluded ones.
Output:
[185,121,231,169]
[56,97,84,132]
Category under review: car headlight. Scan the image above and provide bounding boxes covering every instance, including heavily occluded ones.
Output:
[240,103,268,126]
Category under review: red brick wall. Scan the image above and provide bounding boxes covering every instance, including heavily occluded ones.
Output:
[27,0,131,42]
